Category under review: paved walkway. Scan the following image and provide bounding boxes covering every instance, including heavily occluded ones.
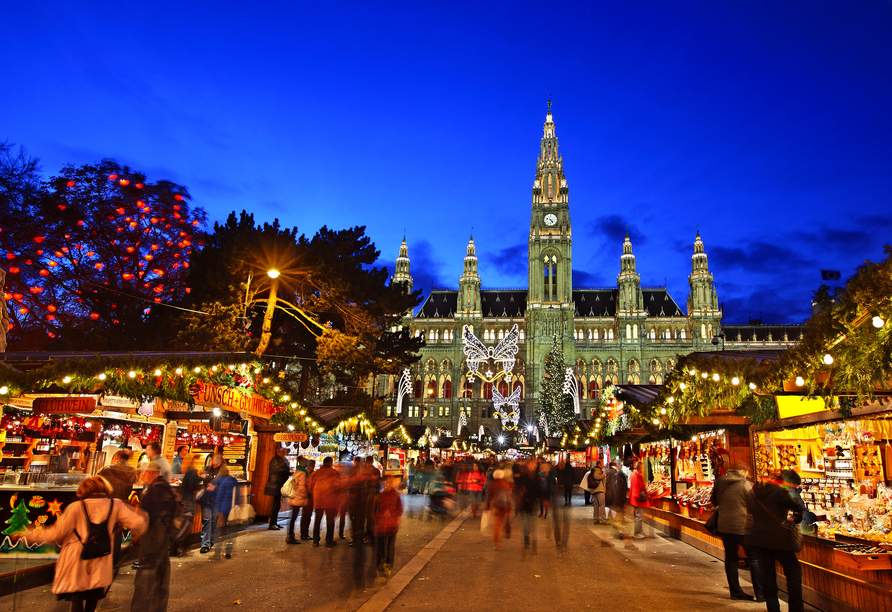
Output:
[0,496,811,612]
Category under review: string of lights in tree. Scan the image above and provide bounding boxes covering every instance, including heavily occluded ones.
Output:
[2,168,205,340]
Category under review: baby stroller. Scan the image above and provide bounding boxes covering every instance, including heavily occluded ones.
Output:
[427,475,455,520]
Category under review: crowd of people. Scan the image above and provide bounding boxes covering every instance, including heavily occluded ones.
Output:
[11,442,807,612]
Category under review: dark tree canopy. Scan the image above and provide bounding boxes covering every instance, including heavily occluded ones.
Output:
[1,156,205,350]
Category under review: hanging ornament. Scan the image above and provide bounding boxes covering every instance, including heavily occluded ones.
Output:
[188,380,204,397]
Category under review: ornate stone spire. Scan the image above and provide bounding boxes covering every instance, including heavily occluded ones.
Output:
[392,235,413,292]
[617,230,641,312]
[458,235,481,317]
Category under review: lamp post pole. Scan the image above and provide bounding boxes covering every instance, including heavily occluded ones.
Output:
[254,269,280,356]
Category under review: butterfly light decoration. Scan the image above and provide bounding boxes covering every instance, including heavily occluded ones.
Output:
[462,323,519,383]
[492,385,522,430]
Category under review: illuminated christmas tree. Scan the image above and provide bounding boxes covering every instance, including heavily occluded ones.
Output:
[539,335,575,436]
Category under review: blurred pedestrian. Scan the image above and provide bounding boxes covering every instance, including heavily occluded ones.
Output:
[537,460,555,519]
[98,450,137,568]
[300,460,316,540]
[629,460,650,539]
[265,445,291,530]
[557,456,576,506]
[171,446,188,476]
[711,461,763,601]
[375,470,404,582]
[309,456,342,548]
[362,456,381,543]
[516,458,541,556]
[171,462,200,557]
[406,459,416,493]
[22,476,146,612]
[745,470,804,612]
[459,463,485,518]
[590,461,607,523]
[485,469,513,548]
[199,453,223,554]
[285,457,309,544]
[605,460,628,539]
[579,466,593,506]
[145,441,171,482]
[131,461,177,612]
[210,466,239,560]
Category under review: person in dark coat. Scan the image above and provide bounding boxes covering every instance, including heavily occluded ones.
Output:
[605,460,628,539]
[98,450,138,568]
[264,445,291,530]
[515,458,541,556]
[131,462,175,612]
[745,470,804,612]
[556,456,576,506]
[711,462,763,601]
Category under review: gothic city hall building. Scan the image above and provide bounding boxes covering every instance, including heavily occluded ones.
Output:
[383,105,799,439]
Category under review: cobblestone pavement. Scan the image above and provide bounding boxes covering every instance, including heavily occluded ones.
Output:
[0,496,811,612]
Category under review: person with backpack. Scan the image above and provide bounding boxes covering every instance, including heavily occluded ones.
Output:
[20,476,146,612]
[485,469,513,548]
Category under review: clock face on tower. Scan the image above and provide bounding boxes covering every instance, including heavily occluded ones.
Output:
[544,213,557,227]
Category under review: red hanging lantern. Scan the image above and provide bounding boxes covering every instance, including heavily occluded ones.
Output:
[135,183,143,189]
[47,304,57,312]
[39,269,50,276]
[29,287,43,294]
[34,236,45,243]
[5,252,14,259]
[66,181,75,187]
[122,273,134,280]
[90,313,100,320]
[119,179,130,186]
[48,261,58,267]
[46,315,55,321]
[9,267,19,274]
[108,174,118,180]
[174,195,183,201]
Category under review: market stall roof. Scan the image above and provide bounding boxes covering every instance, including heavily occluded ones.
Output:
[403,424,427,441]
[615,384,663,405]
[374,419,402,436]
[687,350,785,366]
[312,406,364,428]
[432,436,454,449]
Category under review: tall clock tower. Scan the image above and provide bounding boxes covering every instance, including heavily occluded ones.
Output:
[526,101,574,403]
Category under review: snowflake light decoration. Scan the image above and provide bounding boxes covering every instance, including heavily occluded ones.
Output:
[457,411,467,436]
[395,368,411,415]
[562,367,580,414]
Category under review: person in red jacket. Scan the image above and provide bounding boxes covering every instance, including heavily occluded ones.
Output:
[308,457,342,548]
[458,463,486,518]
[628,460,650,539]
[374,470,404,582]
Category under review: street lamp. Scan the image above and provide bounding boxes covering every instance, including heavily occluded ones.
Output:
[255,269,280,356]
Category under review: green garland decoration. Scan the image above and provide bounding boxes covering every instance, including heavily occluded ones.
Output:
[0,353,319,427]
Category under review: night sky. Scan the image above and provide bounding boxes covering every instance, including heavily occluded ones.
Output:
[4,2,891,324]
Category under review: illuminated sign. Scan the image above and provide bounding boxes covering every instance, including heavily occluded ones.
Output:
[33,397,97,415]
[273,432,309,443]
[776,396,831,420]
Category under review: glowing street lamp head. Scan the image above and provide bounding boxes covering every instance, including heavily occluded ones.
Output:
[498,435,505,444]
[267,269,280,279]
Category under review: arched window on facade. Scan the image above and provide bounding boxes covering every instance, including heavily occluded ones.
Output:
[462,378,473,398]
[427,380,437,398]
[589,379,600,399]
[498,380,509,397]
[608,328,614,341]
[680,329,686,340]
[414,379,422,398]
[483,382,493,399]
[626,324,632,339]
[443,380,452,399]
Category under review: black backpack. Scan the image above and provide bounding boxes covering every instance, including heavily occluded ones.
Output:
[77,500,113,560]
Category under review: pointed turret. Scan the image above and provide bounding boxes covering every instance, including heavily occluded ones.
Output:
[457,235,482,317]
[687,230,718,314]
[392,235,413,292]
[687,231,722,345]
[617,230,641,312]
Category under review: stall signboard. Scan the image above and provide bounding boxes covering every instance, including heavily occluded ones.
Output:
[188,384,276,419]
[188,422,215,435]
[248,435,257,472]
[273,432,309,443]
[101,395,156,416]
[776,396,830,419]
[210,415,249,435]
[33,397,97,415]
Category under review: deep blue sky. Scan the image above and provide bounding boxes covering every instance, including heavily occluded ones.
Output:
[4,2,891,324]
